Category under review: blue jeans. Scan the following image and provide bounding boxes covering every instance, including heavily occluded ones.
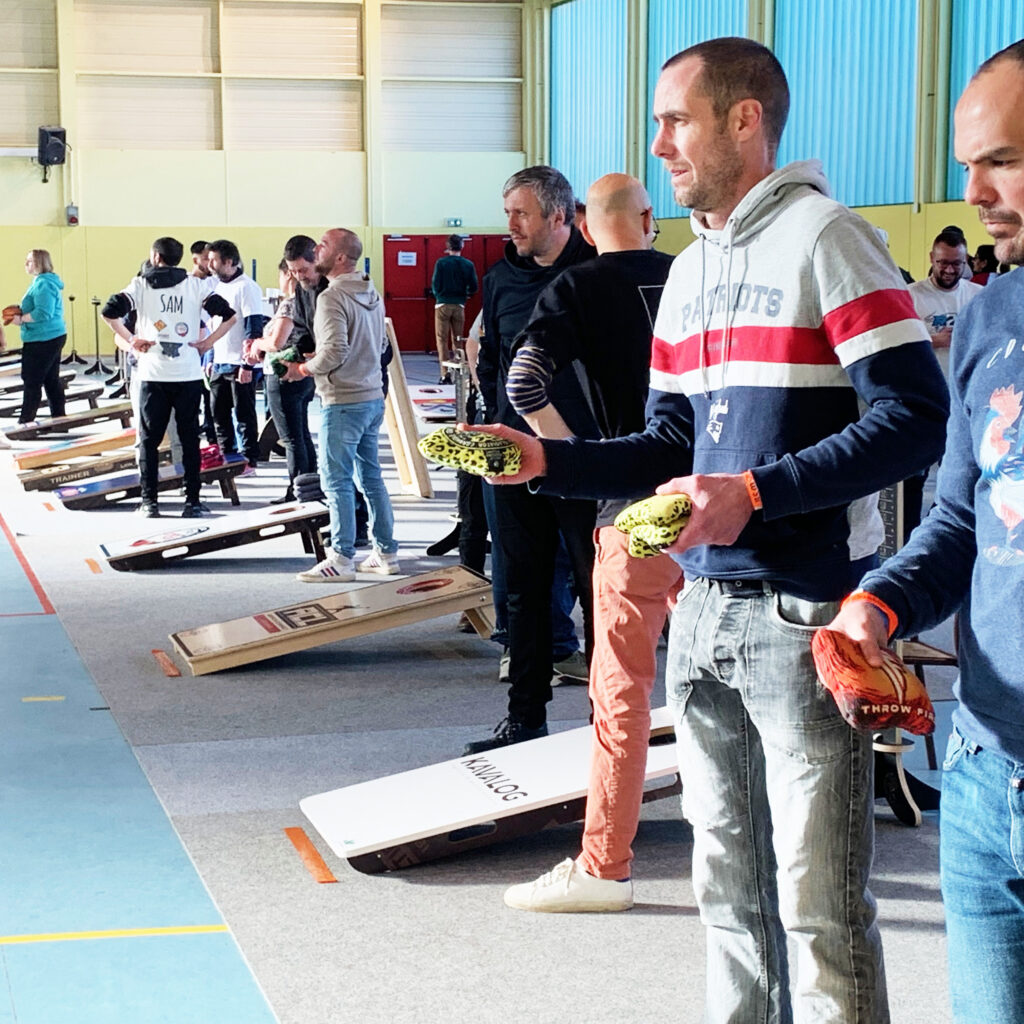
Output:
[319,399,396,560]
[940,729,1024,1024]
[265,373,317,481]
[667,578,887,1024]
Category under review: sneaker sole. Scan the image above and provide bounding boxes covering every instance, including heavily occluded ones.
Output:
[296,573,356,583]
[502,894,634,913]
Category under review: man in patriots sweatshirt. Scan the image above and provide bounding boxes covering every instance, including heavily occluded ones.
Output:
[474,37,948,1024]
[828,41,1024,1024]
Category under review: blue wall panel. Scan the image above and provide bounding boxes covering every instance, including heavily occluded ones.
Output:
[645,0,747,218]
[550,0,628,201]
[946,0,1024,199]
[774,0,918,208]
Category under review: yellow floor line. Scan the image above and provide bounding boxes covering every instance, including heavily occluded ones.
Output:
[0,924,229,945]
[21,695,66,702]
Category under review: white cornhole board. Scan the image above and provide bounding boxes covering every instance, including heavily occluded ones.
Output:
[101,501,330,571]
[301,706,681,873]
[408,384,456,422]
[170,565,495,675]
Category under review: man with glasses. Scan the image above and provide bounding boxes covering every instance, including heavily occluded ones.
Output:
[909,230,983,381]
[501,172,677,911]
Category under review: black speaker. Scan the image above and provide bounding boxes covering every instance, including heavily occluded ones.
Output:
[37,126,66,167]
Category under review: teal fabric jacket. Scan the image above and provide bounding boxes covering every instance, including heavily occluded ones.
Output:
[20,272,66,342]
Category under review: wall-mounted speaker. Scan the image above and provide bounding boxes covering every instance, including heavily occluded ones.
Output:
[37,126,67,167]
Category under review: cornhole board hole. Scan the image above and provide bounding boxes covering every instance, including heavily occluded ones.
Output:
[55,453,248,510]
[0,382,103,418]
[19,445,168,492]
[101,501,330,571]
[170,564,495,676]
[13,428,135,470]
[300,706,681,874]
[408,384,456,422]
[0,368,74,396]
[5,402,133,441]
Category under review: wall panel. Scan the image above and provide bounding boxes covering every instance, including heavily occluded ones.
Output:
[381,81,520,150]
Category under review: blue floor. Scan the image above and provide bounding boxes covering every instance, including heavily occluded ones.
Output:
[0,518,278,1024]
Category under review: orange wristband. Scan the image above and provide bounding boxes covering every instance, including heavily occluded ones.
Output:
[742,470,763,511]
[842,590,898,640]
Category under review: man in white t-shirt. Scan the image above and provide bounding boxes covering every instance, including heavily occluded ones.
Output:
[908,229,983,379]
[207,239,266,471]
[102,236,238,518]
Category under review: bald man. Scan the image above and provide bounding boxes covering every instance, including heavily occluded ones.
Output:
[502,173,679,911]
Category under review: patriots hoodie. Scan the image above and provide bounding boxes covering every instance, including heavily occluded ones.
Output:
[541,160,949,600]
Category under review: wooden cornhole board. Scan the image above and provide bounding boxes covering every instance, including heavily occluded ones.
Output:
[5,402,133,441]
[300,706,681,874]
[55,452,247,510]
[13,427,135,469]
[0,382,103,418]
[101,500,329,571]
[408,384,456,422]
[18,445,167,491]
[383,319,433,499]
[170,564,495,676]
[0,368,74,396]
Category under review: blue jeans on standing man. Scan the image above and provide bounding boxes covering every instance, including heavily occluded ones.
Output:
[940,727,1024,1024]
[319,398,396,561]
[667,577,887,1024]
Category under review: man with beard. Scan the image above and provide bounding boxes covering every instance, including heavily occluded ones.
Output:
[282,229,399,581]
[908,230,983,380]
[471,37,948,1022]
[827,40,1024,1024]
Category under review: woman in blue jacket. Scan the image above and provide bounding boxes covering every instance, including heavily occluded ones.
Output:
[11,249,67,425]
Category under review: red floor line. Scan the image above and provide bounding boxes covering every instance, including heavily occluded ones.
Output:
[0,511,55,615]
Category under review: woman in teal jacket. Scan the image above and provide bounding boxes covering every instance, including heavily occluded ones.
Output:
[11,249,67,425]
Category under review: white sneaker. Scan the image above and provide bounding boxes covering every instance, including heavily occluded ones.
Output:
[503,858,633,913]
[0,431,11,449]
[296,553,355,583]
[358,549,401,575]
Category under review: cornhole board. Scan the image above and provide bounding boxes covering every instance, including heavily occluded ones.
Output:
[408,384,456,422]
[170,564,495,676]
[101,500,330,571]
[55,452,248,510]
[4,402,133,441]
[300,706,681,874]
[0,382,103,418]
[383,319,433,499]
[0,368,74,397]
[18,446,169,492]
[13,427,136,469]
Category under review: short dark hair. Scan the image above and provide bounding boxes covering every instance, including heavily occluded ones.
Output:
[663,37,790,157]
[934,229,967,251]
[283,234,317,263]
[208,239,241,267]
[190,240,208,255]
[447,234,463,251]
[503,165,575,225]
[975,38,1024,78]
[152,236,184,266]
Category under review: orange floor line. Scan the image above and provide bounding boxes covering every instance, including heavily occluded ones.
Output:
[284,827,337,884]
[151,649,181,677]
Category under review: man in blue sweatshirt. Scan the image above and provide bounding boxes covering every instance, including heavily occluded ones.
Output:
[828,41,1024,1024]
[474,37,948,1024]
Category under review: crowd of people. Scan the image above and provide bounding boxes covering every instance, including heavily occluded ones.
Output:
[1,31,1021,1024]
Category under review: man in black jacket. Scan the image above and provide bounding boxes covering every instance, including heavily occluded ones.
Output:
[466,165,598,754]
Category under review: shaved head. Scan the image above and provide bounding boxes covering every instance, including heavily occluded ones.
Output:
[582,174,656,254]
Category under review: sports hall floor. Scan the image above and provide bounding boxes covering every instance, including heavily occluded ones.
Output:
[0,355,957,1023]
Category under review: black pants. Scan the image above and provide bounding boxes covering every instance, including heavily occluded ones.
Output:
[210,368,260,466]
[491,483,596,728]
[265,373,317,481]
[20,335,66,422]
[138,378,203,503]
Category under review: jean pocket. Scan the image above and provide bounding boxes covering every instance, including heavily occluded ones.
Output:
[766,592,839,639]
[942,727,969,772]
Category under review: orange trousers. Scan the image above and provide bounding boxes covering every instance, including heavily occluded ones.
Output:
[578,526,683,880]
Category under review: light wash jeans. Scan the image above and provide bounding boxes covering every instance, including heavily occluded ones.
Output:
[666,577,887,1024]
[319,399,396,560]
[940,727,1024,1024]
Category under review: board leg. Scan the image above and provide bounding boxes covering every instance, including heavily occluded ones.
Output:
[462,605,495,639]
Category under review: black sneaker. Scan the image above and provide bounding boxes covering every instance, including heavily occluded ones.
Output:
[137,501,161,518]
[462,716,548,756]
[269,490,295,506]
[181,501,210,518]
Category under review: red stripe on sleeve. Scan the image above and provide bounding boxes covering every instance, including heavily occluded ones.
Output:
[821,289,918,348]
[651,326,835,376]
